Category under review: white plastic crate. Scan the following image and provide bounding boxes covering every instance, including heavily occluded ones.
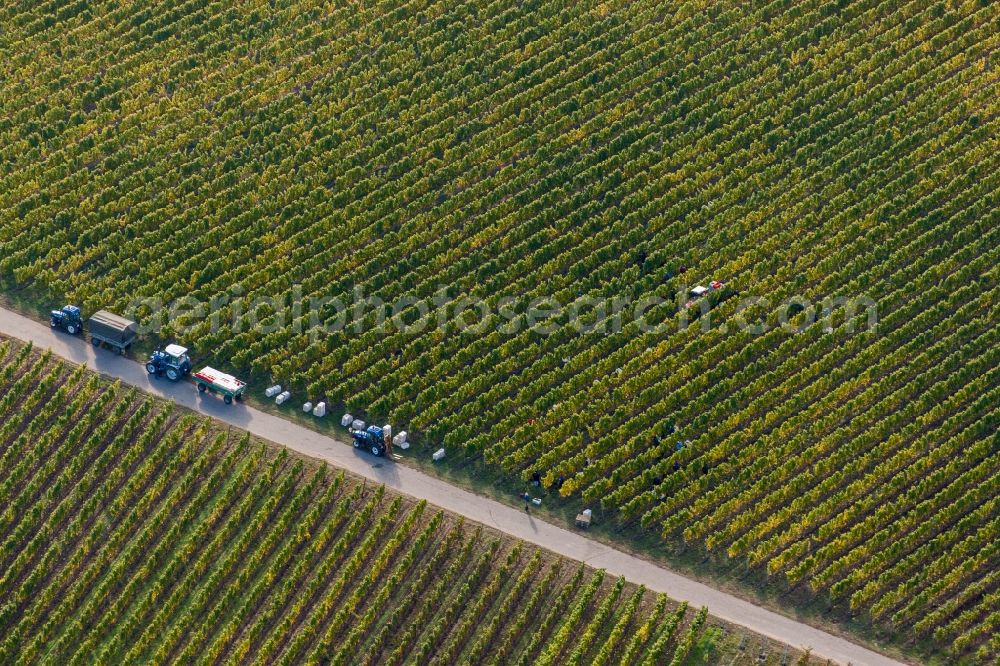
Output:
[275,391,291,405]
[432,448,446,461]
[302,402,313,413]
[265,385,282,398]
[313,402,326,417]
[341,413,353,427]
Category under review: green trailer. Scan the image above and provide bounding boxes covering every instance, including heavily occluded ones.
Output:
[193,366,246,404]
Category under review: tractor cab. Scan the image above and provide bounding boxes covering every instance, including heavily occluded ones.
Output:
[164,344,191,367]
[146,343,192,381]
[50,305,83,335]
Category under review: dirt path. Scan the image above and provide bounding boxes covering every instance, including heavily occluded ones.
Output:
[0,306,907,666]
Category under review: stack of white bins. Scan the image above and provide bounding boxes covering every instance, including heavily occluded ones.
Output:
[275,391,291,405]
[265,385,282,398]
[341,413,353,427]
[302,402,313,413]
[393,430,409,450]
[313,402,326,417]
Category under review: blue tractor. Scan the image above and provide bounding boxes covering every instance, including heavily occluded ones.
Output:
[146,344,192,381]
[50,305,83,335]
[350,424,390,457]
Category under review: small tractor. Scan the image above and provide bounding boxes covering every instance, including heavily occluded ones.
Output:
[350,424,392,457]
[146,344,192,381]
[50,305,83,335]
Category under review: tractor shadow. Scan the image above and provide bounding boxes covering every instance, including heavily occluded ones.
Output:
[351,448,401,486]
[58,336,92,365]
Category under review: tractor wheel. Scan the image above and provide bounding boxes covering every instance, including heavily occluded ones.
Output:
[234,393,242,401]
[146,363,158,375]
[66,324,77,335]
[166,368,179,381]
[50,320,57,328]
[92,338,100,346]
[224,394,233,405]
[353,439,360,448]
[371,445,382,457]
[198,383,207,393]
[119,347,126,356]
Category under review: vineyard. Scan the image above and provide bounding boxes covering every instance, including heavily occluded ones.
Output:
[0,337,811,665]
[0,0,998,659]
